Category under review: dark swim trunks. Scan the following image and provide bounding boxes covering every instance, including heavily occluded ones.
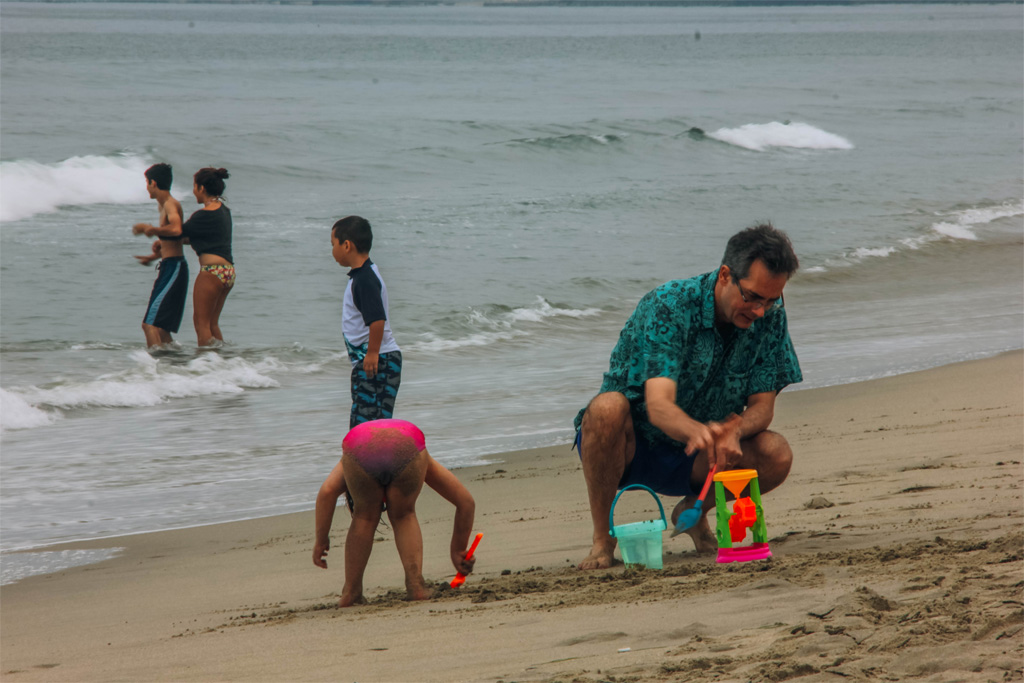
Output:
[143,256,189,333]
[349,350,402,430]
[575,426,698,498]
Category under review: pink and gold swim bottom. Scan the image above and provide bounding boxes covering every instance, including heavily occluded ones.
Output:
[342,419,425,487]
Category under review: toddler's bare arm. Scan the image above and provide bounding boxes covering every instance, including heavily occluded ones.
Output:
[313,460,346,568]
[425,456,476,573]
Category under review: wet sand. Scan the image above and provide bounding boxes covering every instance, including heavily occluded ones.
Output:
[2,351,1021,682]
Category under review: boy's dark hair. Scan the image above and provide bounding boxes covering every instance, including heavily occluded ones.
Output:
[721,222,799,281]
[144,163,173,191]
[194,167,229,199]
[332,216,373,254]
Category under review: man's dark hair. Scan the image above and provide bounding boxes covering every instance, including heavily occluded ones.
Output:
[721,222,799,281]
[332,216,373,254]
[144,163,173,191]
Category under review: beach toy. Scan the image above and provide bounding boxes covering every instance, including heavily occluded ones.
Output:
[671,464,717,536]
[609,484,667,570]
[713,469,772,564]
[449,532,483,588]
[728,496,757,542]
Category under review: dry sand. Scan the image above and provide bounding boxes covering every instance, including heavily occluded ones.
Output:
[2,352,1022,682]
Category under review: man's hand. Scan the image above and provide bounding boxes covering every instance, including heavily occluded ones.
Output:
[134,241,161,266]
[132,222,151,236]
[680,419,716,463]
[313,540,330,568]
[709,414,743,470]
[452,548,476,575]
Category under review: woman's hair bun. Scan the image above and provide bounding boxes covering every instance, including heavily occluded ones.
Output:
[216,168,230,180]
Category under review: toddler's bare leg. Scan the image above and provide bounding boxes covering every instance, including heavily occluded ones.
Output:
[340,454,384,607]
[385,449,430,601]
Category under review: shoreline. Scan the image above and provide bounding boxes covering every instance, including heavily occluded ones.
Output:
[2,348,1020,566]
[1,350,1021,681]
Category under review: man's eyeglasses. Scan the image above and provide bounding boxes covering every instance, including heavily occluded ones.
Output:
[736,281,784,312]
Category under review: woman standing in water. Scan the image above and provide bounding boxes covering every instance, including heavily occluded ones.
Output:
[146,167,234,346]
[176,167,235,346]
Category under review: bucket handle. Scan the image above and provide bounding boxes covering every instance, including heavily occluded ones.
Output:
[608,484,667,537]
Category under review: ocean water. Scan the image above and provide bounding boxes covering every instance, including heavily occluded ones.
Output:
[1,2,1022,582]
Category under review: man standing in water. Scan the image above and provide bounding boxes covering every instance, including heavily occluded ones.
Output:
[573,223,802,569]
[132,163,188,348]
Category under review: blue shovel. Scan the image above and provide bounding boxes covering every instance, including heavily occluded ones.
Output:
[671,465,717,537]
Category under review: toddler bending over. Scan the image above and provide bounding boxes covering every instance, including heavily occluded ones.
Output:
[313,419,476,607]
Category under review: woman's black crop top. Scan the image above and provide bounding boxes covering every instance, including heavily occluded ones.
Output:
[182,205,233,263]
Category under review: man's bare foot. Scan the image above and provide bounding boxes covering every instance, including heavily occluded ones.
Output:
[578,538,617,570]
[670,497,717,553]
[339,592,367,608]
[683,514,717,554]
[670,496,697,528]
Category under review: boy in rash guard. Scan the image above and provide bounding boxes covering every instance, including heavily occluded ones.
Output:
[331,216,402,428]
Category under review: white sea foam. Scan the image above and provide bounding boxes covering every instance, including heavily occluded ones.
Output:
[928,202,1024,242]
[707,122,853,152]
[809,200,1024,272]
[931,222,980,241]
[409,296,601,353]
[3,352,282,425]
[952,203,1024,226]
[511,133,623,148]
[0,389,61,432]
[412,329,523,353]
[1,548,125,585]
[851,246,898,259]
[505,297,601,322]
[900,200,1024,248]
[0,154,153,222]
[69,342,131,351]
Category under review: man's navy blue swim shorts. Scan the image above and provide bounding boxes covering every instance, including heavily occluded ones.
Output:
[575,425,698,497]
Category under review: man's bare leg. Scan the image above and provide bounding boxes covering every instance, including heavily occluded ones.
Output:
[671,429,792,553]
[142,323,165,349]
[578,392,635,570]
[739,430,793,495]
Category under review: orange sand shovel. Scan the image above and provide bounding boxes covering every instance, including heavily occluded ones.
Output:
[449,532,483,588]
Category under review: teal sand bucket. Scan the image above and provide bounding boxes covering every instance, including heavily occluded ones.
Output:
[609,484,667,569]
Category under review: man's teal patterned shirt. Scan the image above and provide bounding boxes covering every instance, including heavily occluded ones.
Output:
[575,269,802,447]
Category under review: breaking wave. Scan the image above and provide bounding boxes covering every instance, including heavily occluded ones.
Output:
[802,200,1024,275]
[0,351,282,432]
[707,122,853,152]
[407,296,602,353]
[0,153,154,223]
